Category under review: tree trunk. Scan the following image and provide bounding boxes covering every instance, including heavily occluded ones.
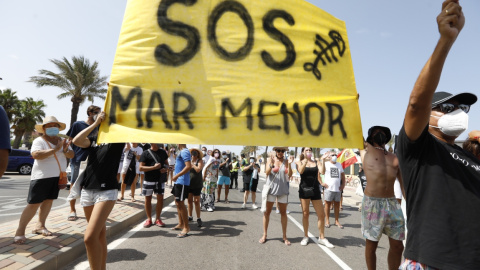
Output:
[70,101,81,127]
[12,130,25,149]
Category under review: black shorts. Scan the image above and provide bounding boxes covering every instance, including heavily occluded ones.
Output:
[27,177,60,204]
[299,185,322,200]
[172,184,189,201]
[188,187,202,196]
[243,178,259,192]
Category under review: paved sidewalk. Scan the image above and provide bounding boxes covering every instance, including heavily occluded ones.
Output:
[0,186,174,270]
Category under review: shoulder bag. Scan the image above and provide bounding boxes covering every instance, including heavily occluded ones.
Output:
[42,137,68,189]
[148,149,168,183]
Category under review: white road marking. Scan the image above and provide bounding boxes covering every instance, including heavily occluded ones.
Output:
[73,201,175,270]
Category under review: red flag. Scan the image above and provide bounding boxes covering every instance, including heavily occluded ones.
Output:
[336,149,358,169]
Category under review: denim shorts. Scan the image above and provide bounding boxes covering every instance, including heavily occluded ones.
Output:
[217,175,231,186]
[80,189,118,207]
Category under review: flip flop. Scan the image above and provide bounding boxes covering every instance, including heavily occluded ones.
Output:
[32,228,53,236]
[171,226,182,231]
[131,198,136,202]
[259,237,267,244]
[176,233,189,238]
[117,197,123,201]
[225,200,229,204]
[67,212,78,221]
[13,235,26,244]
[336,224,344,229]
[283,239,291,246]
[325,224,331,228]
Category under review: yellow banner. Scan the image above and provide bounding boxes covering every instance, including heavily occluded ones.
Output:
[99,0,363,148]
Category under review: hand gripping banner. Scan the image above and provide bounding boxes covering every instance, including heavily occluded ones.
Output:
[99,0,363,148]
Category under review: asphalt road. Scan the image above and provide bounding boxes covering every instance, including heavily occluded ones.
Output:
[63,175,394,270]
[0,172,78,223]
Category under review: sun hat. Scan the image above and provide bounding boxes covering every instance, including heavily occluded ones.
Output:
[273,146,289,151]
[35,116,66,133]
[189,148,203,159]
[431,91,477,108]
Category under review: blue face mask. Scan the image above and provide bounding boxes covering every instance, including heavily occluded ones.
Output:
[45,127,59,136]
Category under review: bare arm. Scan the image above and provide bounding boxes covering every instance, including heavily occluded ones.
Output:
[139,161,162,172]
[397,168,406,200]
[31,138,63,160]
[73,111,105,148]
[296,159,308,174]
[192,159,204,173]
[404,0,464,141]
[340,172,346,191]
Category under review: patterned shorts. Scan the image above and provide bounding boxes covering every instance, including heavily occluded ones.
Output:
[361,195,405,241]
[399,259,439,270]
[202,180,217,194]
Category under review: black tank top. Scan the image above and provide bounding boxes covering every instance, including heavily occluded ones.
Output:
[300,162,319,188]
[189,160,203,189]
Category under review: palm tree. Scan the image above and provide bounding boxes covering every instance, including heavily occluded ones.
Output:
[0,88,21,121]
[12,98,46,149]
[29,56,108,127]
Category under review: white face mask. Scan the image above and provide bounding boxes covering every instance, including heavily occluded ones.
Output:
[331,156,337,162]
[306,153,312,159]
[430,109,469,137]
[214,153,219,158]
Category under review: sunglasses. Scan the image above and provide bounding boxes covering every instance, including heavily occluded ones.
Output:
[276,150,285,153]
[434,103,470,114]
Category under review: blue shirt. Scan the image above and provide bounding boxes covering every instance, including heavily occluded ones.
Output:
[0,106,11,152]
[174,148,191,186]
[66,121,98,162]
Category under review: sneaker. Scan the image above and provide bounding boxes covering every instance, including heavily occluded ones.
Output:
[252,204,258,209]
[286,209,290,214]
[188,216,193,221]
[197,218,203,227]
[301,237,309,246]
[241,203,246,209]
[276,209,280,214]
[207,207,214,212]
[318,237,334,248]
[143,219,152,228]
[155,219,165,227]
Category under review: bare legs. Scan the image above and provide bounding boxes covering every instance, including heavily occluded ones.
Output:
[300,198,326,239]
[175,200,190,235]
[324,200,342,227]
[187,193,201,219]
[260,201,289,245]
[15,200,54,240]
[83,200,116,270]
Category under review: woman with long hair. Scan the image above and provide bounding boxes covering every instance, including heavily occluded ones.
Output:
[259,147,293,246]
[187,148,204,227]
[295,147,334,247]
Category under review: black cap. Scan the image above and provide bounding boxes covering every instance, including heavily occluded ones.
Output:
[367,126,391,144]
[431,91,477,108]
[222,151,227,155]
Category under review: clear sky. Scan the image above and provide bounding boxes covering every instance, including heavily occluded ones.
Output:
[1,0,479,155]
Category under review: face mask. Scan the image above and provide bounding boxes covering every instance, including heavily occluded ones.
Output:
[45,127,59,136]
[203,150,207,155]
[214,153,219,158]
[222,155,227,159]
[430,109,469,137]
[331,156,337,162]
[306,153,312,159]
[93,114,98,121]
[373,132,387,146]
[250,159,255,163]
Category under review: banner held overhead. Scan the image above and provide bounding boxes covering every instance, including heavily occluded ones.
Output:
[99,0,363,148]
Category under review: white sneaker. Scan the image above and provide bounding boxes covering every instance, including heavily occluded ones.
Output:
[252,204,258,209]
[318,237,334,248]
[276,209,280,214]
[241,203,246,209]
[286,209,290,214]
[207,207,214,212]
[300,237,309,246]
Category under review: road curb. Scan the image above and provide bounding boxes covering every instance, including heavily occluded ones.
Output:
[32,194,175,270]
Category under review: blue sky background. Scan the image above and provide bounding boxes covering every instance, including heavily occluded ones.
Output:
[1,0,478,155]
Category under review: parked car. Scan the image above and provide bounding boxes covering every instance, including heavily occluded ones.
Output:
[7,149,34,175]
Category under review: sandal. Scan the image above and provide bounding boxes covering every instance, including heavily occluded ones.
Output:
[215,199,220,203]
[32,228,53,236]
[171,226,182,231]
[176,233,189,238]
[131,198,136,202]
[283,239,291,246]
[325,224,331,228]
[335,224,344,229]
[225,200,229,204]
[67,212,78,221]
[13,235,26,244]
[117,197,123,201]
[259,236,267,244]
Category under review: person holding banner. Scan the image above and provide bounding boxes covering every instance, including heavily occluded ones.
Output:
[295,147,333,248]
[397,1,480,269]
[359,126,405,270]
[70,111,124,270]
[259,147,293,246]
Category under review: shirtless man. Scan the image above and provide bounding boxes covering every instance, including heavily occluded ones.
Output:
[359,126,405,270]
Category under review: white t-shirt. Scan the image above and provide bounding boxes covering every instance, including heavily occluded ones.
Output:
[31,137,71,180]
[324,161,343,192]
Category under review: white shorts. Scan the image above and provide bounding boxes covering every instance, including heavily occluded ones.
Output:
[267,194,288,204]
[80,189,118,207]
[117,162,123,174]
